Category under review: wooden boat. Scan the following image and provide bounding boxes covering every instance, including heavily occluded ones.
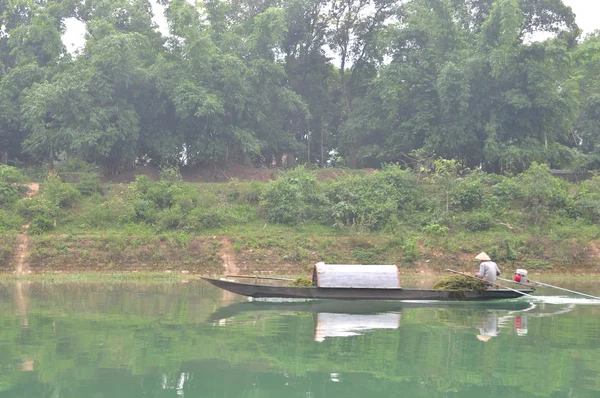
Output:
[201,262,534,301]
[201,277,533,301]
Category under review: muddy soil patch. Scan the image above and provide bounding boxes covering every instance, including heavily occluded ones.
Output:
[220,238,239,275]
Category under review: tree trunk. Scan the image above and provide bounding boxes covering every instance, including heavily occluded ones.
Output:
[307,132,311,165]
[275,152,283,167]
[0,151,7,164]
[339,56,358,169]
[321,117,325,168]
[347,149,357,169]
[285,152,296,169]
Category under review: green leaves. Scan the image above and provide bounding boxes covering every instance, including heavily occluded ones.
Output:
[0,0,596,175]
[343,0,584,172]
[0,165,27,206]
[260,167,326,225]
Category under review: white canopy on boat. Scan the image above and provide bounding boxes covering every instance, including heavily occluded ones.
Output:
[313,262,400,288]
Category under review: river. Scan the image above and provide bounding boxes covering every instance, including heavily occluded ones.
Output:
[0,279,599,397]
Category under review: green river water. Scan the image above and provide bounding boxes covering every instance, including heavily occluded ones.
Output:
[0,279,599,398]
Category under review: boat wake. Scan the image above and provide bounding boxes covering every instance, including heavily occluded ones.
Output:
[249,297,315,303]
[530,296,600,305]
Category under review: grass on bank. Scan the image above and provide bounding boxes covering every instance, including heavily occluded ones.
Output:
[0,271,202,284]
[3,161,600,273]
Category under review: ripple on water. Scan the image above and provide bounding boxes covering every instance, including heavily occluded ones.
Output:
[531,295,600,305]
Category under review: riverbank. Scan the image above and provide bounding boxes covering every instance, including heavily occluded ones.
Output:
[2,227,600,276]
[3,163,600,276]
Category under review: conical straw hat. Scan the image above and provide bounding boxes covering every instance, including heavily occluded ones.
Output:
[475,252,491,261]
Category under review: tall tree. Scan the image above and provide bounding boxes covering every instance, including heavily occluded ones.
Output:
[573,32,600,165]
[327,0,398,167]
[20,0,163,174]
[343,0,580,171]
[0,0,69,163]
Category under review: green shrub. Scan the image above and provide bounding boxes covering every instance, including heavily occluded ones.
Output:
[133,175,190,210]
[182,205,257,231]
[174,233,190,248]
[513,163,570,224]
[159,167,183,183]
[574,176,600,223]
[133,175,153,194]
[422,224,449,236]
[505,241,518,261]
[54,160,101,183]
[186,207,223,229]
[0,165,27,206]
[175,187,217,212]
[42,173,80,208]
[29,214,55,234]
[75,173,103,196]
[134,199,157,222]
[326,165,420,230]
[79,196,136,229]
[353,245,387,264]
[227,179,262,204]
[16,196,60,220]
[155,207,185,231]
[524,259,550,269]
[485,240,520,263]
[260,166,327,225]
[492,175,520,201]
[462,212,494,232]
[401,237,420,262]
[0,235,16,266]
[451,172,485,211]
[0,209,24,232]
[481,195,510,217]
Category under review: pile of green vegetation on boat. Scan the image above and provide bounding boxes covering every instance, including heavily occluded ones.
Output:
[433,276,487,293]
[287,277,314,287]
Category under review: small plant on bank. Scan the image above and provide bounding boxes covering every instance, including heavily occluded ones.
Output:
[574,176,600,223]
[524,259,550,269]
[326,164,421,231]
[462,212,494,232]
[0,210,24,232]
[42,173,80,208]
[451,172,485,211]
[260,166,327,225]
[75,173,103,196]
[0,165,27,206]
[422,224,449,236]
[401,237,420,262]
[514,163,571,224]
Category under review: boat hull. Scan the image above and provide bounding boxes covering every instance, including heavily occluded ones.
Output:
[201,277,533,301]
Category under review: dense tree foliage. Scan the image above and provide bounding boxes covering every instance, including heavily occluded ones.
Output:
[0,0,599,173]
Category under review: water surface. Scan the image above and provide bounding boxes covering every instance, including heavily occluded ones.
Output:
[0,280,599,397]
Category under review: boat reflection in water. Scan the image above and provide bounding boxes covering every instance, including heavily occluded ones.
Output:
[208,299,542,341]
[476,311,501,342]
[314,311,401,342]
[474,302,577,341]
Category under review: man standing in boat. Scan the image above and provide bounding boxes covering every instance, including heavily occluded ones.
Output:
[474,252,500,284]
